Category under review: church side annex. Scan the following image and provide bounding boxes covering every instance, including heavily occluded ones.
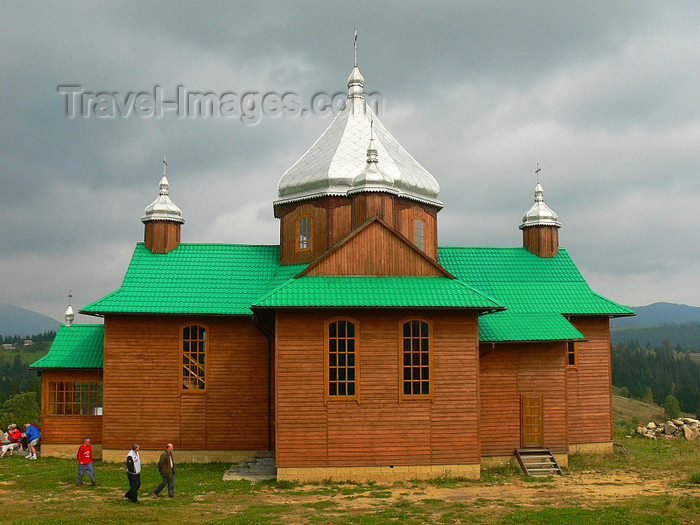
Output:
[32,51,633,481]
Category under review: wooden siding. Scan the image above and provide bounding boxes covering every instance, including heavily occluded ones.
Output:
[395,200,438,260]
[40,369,103,444]
[279,201,329,265]
[278,197,353,265]
[102,315,270,451]
[566,317,613,444]
[304,220,446,277]
[328,197,353,247]
[278,196,439,265]
[479,342,568,455]
[351,193,395,229]
[275,309,480,467]
[144,220,181,254]
[522,226,559,258]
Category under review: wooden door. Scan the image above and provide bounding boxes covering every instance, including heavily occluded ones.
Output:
[520,394,544,448]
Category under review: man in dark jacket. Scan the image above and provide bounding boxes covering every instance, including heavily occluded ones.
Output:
[124,444,141,503]
[153,443,175,498]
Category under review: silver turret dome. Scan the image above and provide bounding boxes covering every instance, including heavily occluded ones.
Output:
[64,291,74,327]
[348,138,397,195]
[142,160,185,224]
[520,182,561,229]
[275,65,442,210]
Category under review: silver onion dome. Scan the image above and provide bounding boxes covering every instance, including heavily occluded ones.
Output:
[347,66,365,98]
[520,182,561,229]
[275,65,442,210]
[142,161,185,224]
[64,291,74,327]
[348,138,397,195]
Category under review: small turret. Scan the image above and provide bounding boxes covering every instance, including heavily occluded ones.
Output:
[520,165,561,257]
[142,157,184,254]
[64,291,75,327]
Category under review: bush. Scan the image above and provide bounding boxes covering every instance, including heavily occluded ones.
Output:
[664,394,681,420]
[0,391,41,430]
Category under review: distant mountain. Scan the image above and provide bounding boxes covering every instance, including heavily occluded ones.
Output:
[612,322,700,351]
[0,302,60,338]
[611,302,700,328]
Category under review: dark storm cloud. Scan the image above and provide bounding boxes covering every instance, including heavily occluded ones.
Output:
[1,1,699,321]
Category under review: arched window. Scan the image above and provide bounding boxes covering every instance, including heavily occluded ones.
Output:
[413,219,425,251]
[400,319,432,399]
[297,215,312,252]
[325,319,358,401]
[182,324,206,391]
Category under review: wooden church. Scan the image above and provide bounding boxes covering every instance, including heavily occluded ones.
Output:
[32,58,633,481]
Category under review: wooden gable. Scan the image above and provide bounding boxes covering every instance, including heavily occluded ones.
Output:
[300,218,453,277]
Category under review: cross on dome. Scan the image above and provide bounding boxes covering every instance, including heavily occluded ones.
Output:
[275,36,442,211]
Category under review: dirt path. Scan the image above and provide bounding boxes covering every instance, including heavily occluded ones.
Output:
[259,470,698,513]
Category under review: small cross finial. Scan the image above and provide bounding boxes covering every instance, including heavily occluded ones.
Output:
[535,163,541,184]
[354,25,358,67]
[68,290,72,306]
[163,156,167,176]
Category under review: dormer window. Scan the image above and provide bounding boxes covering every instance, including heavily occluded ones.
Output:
[297,215,312,252]
[413,219,425,251]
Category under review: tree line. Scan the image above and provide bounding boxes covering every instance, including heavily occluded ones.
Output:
[611,322,700,351]
[612,339,700,417]
[1,330,56,344]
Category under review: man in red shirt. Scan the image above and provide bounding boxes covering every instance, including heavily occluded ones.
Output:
[76,438,96,486]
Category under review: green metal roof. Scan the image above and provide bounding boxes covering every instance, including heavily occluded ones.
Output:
[438,247,633,341]
[80,243,632,344]
[81,243,304,315]
[479,312,584,342]
[254,276,502,309]
[30,324,104,369]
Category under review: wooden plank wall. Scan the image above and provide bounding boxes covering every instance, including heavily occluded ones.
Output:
[278,197,440,266]
[479,342,568,455]
[351,193,394,229]
[522,226,559,258]
[144,220,181,254]
[327,197,353,247]
[40,369,103,444]
[102,315,270,451]
[279,201,331,265]
[305,221,444,277]
[566,317,613,443]
[275,309,480,467]
[394,200,438,260]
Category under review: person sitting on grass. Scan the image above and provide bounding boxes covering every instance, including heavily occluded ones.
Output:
[0,424,22,458]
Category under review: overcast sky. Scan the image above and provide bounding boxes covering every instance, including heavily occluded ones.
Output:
[1,1,699,323]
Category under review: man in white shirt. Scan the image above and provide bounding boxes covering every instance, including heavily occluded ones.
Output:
[124,444,141,503]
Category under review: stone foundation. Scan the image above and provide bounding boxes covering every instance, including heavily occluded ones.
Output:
[481,453,569,468]
[40,443,103,458]
[277,463,480,482]
[568,441,613,454]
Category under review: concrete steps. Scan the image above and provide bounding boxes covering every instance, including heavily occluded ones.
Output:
[223,451,276,482]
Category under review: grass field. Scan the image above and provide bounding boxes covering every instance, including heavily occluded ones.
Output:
[1,425,698,525]
[0,343,49,365]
